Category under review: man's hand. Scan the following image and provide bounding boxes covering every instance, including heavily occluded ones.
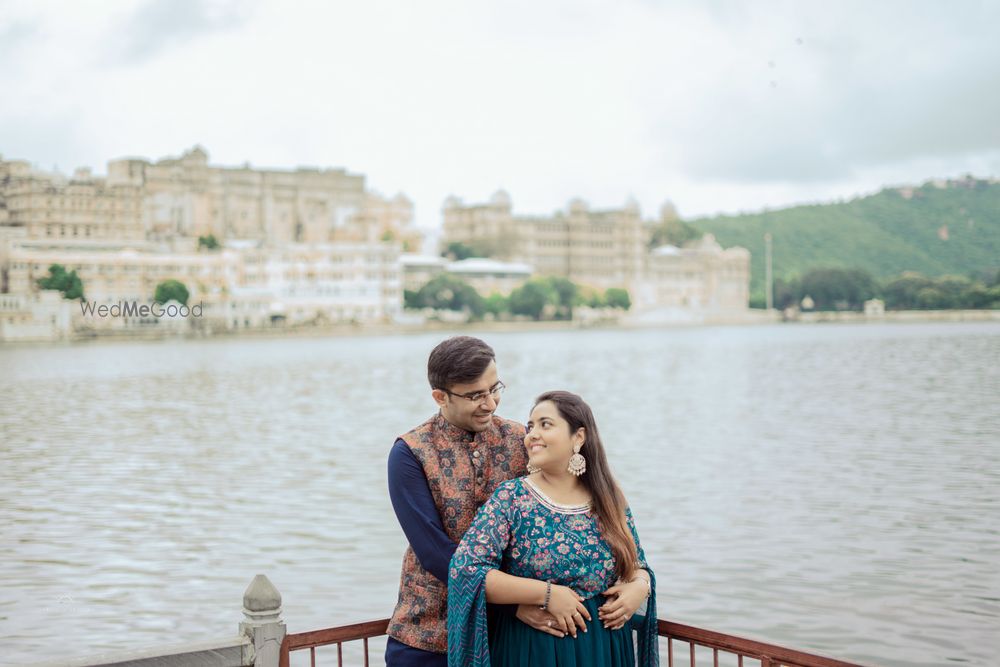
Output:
[598,579,648,630]
[516,604,565,638]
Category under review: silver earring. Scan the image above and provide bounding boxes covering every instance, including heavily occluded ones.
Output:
[567,447,586,476]
[526,462,540,474]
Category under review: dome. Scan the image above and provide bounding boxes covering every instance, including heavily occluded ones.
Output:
[490,189,512,210]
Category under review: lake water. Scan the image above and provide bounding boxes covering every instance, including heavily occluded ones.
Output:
[1,322,998,667]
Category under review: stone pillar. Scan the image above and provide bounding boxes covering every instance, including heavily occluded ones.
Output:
[240,574,286,667]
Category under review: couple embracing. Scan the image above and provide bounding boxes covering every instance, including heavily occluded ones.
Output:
[386,336,658,667]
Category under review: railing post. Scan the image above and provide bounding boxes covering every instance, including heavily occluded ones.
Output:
[240,574,286,667]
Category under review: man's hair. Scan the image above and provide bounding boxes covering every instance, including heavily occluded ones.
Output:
[428,336,496,390]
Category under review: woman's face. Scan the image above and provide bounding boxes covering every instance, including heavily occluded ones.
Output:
[525,400,584,473]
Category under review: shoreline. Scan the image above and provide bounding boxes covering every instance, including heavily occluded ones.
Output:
[1,308,998,348]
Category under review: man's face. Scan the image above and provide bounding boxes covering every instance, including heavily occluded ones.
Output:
[433,360,501,433]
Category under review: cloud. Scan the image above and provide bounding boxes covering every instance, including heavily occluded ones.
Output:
[1,0,998,222]
[0,18,39,59]
[111,0,258,64]
[643,1,1000,184]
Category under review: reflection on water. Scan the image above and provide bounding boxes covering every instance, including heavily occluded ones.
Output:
[2,322,999,666]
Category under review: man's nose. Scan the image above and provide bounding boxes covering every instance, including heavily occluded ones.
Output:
[482,392,498,411]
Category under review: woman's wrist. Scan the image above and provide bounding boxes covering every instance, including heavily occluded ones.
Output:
[539,580,552,609]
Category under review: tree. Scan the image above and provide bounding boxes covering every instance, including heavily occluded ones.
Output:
[155,279,190,306]
[37,264,84,300]
[198,234,220,250]
[578,286,606,308]
[509,279,558,320]
[414,274,485,317]
[442,242,475,260]
[604,287,631,310]
[882,272,935,310]
[773,276,801,310]
[403,289,422,309]
[543,276,578,319]
[648,219,702,248]
[961,284,995,309]
[915,286,949,309]
[798,268,877,311]
[484,293,509,317]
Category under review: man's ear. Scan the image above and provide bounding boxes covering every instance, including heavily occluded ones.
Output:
[432,389,448,408]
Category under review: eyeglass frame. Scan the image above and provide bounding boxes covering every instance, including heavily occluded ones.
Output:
[437,380,506,404]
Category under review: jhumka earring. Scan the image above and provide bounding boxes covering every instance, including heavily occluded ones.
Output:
[526,462,540,474]
[567,446,586,476]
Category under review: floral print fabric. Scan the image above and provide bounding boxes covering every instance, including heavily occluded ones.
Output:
[448,477,658,666]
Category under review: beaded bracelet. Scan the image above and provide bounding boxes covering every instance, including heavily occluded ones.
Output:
[540,581,552,610]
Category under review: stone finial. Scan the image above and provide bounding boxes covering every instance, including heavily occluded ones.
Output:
[240,575,285,667]
[242,574,282,621]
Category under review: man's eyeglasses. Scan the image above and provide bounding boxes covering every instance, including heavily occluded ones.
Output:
[441,381,506,404]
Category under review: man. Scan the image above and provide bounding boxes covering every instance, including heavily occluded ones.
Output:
[386,336,562,666]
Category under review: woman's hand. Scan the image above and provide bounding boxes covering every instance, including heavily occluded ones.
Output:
[598,578,648,630]
[545,584,591,637]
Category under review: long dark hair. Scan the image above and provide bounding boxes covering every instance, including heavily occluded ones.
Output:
[534,390,638,581]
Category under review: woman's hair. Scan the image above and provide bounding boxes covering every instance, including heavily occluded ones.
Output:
[533,390,638,581]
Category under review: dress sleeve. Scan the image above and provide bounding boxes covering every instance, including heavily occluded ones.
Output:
[447,484,514,667]
[626,506,659,667]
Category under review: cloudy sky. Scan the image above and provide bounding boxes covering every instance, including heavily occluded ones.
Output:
[2,0,999,228]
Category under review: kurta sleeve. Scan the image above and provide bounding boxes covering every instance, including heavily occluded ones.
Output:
[447,483,514,667]
[626,506,659,666]
[386,439,457,583]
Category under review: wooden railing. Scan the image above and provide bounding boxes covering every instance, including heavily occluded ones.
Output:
[658,620,870,667]
[280,619,389,667]
[280,617,872,667]
[25,576,872,667]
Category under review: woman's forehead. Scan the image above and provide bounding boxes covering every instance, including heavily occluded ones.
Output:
[528,401,560,421]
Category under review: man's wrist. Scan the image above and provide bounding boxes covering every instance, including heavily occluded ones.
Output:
[628,573,651,597]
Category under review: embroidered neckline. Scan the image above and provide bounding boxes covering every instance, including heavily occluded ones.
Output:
[522,477,591,514]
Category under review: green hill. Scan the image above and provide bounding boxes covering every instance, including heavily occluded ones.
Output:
[686,177,1000,298]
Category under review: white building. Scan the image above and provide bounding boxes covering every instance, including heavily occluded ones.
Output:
[399,254,448,292]
[0,290,72,342]
[631,235,750,321]
[445,258,533,296]
[400,254,534,297]
[2,237,402,333]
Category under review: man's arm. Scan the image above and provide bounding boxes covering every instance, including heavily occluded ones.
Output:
[387,439,457,584]
[387,439,562,636]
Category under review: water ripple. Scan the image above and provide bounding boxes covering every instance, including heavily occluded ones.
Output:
[2,322,998,666]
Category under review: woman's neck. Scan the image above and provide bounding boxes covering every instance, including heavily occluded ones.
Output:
[535,470,587,502]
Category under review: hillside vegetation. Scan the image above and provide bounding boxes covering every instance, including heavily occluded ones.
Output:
[686,177,1000,298]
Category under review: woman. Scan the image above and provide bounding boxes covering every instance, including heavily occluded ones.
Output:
[448,391,658,667]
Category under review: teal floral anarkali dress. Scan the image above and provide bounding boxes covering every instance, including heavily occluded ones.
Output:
[448,477,658,667]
